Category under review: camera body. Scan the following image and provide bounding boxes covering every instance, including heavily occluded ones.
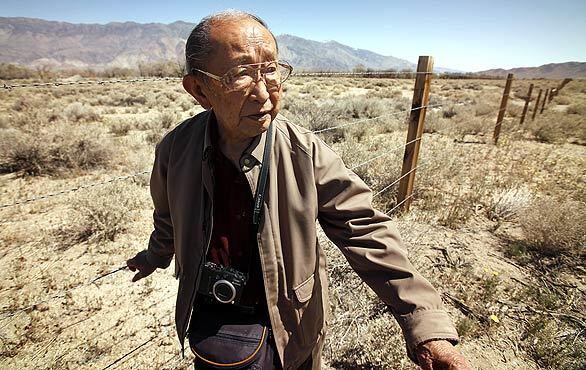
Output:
[198,262,247,305]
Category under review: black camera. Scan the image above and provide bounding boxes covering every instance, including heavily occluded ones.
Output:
[198,262,247,305]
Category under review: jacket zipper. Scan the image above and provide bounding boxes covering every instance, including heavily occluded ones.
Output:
[181,187,214,357]
[181,215,213,357]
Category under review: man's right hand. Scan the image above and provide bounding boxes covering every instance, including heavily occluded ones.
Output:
[126,250,157,282]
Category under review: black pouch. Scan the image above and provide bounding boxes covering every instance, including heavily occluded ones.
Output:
[188,305,270,369]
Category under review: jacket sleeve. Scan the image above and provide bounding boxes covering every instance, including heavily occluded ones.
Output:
[312,136,459,362]
[145,137,175,269]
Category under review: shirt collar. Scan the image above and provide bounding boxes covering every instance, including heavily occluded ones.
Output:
[202,110,270,172]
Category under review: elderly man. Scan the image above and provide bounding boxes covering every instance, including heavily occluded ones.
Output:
[127,10,470,370]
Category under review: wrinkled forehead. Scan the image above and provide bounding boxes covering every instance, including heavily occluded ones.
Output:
[208,20,277,66]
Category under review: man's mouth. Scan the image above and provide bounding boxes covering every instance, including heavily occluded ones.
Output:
[245,112,271,121]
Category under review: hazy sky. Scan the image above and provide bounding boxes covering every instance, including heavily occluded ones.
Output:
[2,0,584,71]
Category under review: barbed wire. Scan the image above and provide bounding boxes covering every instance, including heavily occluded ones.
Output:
[350,137,421,171]
[311,111,402,134]
[312,103,442,134]
[0,72,430,90]
[2,70,519,91]
[385,191,417,215]
[2,77,182,90]
[292,71,433,78]
[0,265,129,320]
[100,335,159,370]
[0,170,150,210]
[53,293,176,367]
[372,161,429,198]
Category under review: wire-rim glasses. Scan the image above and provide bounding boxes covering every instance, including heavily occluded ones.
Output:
[192,60,293,92]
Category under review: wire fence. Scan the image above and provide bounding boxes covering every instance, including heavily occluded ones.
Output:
[2,77,182,90]
[0,67,566,368]
[0,71,425,90]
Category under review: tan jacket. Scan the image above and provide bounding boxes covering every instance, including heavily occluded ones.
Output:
[145,110,458,369]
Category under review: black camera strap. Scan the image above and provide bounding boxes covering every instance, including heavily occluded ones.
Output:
[252,122,273,229]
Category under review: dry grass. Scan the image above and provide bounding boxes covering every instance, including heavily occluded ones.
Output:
[0,76,584,370]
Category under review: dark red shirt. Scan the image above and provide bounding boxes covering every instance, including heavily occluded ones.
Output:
[206,146,266,308]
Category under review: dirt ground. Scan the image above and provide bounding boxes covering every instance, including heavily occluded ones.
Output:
[0,75,584,369]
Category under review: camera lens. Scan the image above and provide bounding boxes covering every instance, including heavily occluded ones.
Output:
[212,279,236,304]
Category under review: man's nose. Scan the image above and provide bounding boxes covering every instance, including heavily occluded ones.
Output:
[248,77,271,103]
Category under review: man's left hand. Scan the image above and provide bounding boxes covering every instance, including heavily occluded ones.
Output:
[415,340,471,370]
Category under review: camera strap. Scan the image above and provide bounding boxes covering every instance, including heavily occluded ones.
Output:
[252,122,273,228]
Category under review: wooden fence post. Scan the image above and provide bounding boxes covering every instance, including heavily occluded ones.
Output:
[549,88,556,102]
[396,56,434,213]
[519,83,534,125]
[532,89,542,121]
[493,73,514,145]
[540,88,549,114]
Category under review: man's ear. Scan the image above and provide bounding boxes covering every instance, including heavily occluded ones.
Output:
[183,75,212,110]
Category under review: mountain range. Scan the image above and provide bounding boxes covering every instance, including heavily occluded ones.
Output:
[0,17,583,78]
[476,62,586,79]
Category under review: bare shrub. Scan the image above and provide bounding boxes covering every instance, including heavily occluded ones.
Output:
[63,102,101,123]
[12,96,41,112]
[566,102,586,115]
[487,187,532,222]
[474,102,493,116]
[554,95,571,105]
[146,131,163,145]
[525,113,585,143]
[520,197,586,257]
[437,192,481,228]
[159,110,179,129]
[0,62,38,79]
[109,121,131,136]
[100,92,147,107]
[341,96,386,119]
[0,129,46,175]
[506,104,522,118]
[64,182,148,243]
[0,124,113,176]
[522,319,586,370]
[281,97,346,143]
[442,104,457,118]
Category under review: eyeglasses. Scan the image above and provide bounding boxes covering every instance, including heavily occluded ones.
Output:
[192,60,293,92]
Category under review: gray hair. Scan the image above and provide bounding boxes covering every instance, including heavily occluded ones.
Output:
[185,10,278,75]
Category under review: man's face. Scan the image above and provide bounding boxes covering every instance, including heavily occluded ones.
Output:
[196,19,281,142]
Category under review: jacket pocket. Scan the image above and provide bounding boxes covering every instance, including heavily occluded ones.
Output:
[294,273,315,304]
[292,273,322,347]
